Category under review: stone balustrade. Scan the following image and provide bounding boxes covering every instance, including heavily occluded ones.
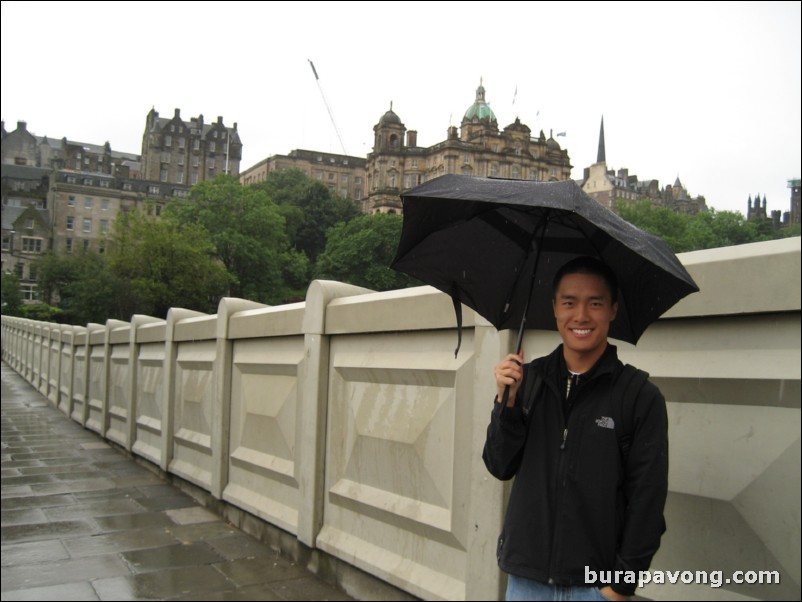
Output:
[2,237,799,601]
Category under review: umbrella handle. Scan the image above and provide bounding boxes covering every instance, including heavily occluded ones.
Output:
[499,318,526,407]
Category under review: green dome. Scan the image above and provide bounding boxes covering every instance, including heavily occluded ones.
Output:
[463,82,497,123]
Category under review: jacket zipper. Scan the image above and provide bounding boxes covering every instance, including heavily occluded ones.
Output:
[550,373,585,579]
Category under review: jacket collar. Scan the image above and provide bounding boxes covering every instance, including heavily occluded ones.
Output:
[543,343,620,383]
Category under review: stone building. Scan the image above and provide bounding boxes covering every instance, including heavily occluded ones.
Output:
[1,121,140,178]
[2,108,234,304]
[240,82,573,214]
[240,150,366,202]
[789,178,800,225]
[747,181,801,229]
[140,108,242,185]
[1,165,52,302]
[2,162,190,304]
[581,117,706,214]
[365,83,572,213]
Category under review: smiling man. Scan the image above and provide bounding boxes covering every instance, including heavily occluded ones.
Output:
[483,256,669,601]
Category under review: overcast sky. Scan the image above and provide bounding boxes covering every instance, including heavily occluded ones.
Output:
[2,1,800,215]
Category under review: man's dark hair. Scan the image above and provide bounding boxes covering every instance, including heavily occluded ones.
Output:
[552,256,619,303]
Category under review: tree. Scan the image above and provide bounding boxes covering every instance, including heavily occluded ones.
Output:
[253,168,360,263]
[109,208,231,318]
[167,175,307,304]
[315,213,417,291]
[1,271,22,316]
[614,201,694,251]
[32,250,127,324]
[613,200,798,253]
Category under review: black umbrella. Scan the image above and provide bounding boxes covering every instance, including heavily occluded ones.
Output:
[391,174,699,357]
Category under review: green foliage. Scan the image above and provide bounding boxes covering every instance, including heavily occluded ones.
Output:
[315,213,417,291]
[19,303,64,322]
[253,169,360,263]
[1,271,22,315]
[167,174,305,304]
[109,208,232,318]
[32,250,128,324]
[613,200,798,253]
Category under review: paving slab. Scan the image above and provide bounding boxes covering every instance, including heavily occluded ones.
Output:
[2,361,356,601]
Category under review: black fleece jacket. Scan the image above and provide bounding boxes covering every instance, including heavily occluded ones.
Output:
[482,344,668,596]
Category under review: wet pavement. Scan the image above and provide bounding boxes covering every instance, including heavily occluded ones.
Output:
[1,361,354,601]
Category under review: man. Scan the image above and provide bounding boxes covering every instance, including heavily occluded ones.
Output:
[483,256,668,601]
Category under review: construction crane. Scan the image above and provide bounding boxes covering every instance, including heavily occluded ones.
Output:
[308,59,348,155]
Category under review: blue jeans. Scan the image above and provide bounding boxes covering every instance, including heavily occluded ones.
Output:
[506,574,611,601]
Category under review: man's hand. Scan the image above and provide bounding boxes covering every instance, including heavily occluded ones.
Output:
[599,586,629,601]
[494,351,524,406]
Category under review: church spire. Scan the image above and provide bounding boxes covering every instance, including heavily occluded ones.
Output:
[597,116,606,164]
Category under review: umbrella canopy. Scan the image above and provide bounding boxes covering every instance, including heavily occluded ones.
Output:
[391,174,699,354]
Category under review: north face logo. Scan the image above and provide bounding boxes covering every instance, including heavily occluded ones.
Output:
[595,416,615,429]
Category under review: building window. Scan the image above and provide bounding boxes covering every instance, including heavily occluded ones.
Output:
[177,171,184,184]
[161,152,171,163]
[21,237,43,253]
[20,284,38,301]
[179,137,185,149]
[390,174,396,188]
[66,175,77,184]
[101,199,110,210]
[194,139,200,151]
[191,171,198,184]
[315,171,323,180]
[160,169,168,182]
[83,218,92,233]
[210,141,216,153]
[342,174,349,184]
[99,180,110,188]
[83,239,90,250]
[66,216,75,230]
[192,157,200,167]
[100,219,109,234]
[165,135,172,147]
[208,159,215,170]
[123,182,133,191]
[68,195,76,206]
[491,164,499,177]
[355,189,362,201]
[83,178,93,185]
[328,172,335,181]
[512,166,520,179]
[65,238,73,253]
[411,160,418,169]
[84,197,93,209]
[148,185,159,195]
